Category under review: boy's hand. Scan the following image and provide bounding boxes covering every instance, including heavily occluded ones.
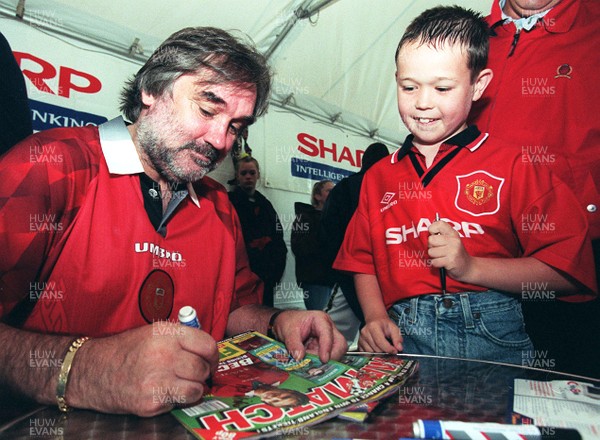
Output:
[428,219,474,282]
[358,317,403,354]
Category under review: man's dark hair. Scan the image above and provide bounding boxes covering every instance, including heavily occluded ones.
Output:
[395,6,489,82]
[361,142,389,172]
[120,27,272,122]
[311,180,333,207]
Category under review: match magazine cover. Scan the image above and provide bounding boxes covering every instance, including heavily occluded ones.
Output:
[171,331,417,439]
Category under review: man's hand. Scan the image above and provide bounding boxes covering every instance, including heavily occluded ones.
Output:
[68,322,218,417]
[428,218,474,282]
[270,310,347,363]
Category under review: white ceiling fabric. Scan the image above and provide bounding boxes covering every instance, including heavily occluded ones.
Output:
[0,0,490,146]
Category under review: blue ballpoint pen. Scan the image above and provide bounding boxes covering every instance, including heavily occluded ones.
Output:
[178,305,201,328]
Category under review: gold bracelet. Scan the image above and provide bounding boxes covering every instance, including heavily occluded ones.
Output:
[56,336,90,412]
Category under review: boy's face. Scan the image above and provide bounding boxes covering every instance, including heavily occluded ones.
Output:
[237,161,260,193]
[395,41,491,150]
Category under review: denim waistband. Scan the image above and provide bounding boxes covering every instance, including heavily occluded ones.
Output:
[393,291,518,329]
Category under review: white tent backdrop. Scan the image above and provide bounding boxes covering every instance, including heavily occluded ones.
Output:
[1,0,489,144]
[0,0,491,307]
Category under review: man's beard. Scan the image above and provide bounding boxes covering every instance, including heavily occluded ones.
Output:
[136,108,223,184]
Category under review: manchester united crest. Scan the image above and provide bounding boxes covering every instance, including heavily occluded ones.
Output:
[455,171,504,216]
[466,179,493,205]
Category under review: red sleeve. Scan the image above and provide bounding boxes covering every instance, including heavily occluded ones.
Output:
[333,176,376,276]
[0,127,100,320]
[511,158,597,300]
[200,178,262,313]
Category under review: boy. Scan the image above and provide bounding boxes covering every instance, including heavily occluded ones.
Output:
[333,6,596,364]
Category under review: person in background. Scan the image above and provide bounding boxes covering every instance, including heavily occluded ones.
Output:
[0,26,346,417]
[334,6,596,364]
[468,0,600,378]
[227,127,252,186]
[291,179,335,311]
[320,142,389,336]
[229,156,287,307]
[0,31,32,155]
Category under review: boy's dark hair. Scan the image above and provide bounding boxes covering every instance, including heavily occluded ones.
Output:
[395,6,489,82]
[235,155,260,173]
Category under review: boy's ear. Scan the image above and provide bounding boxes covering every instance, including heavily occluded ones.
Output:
[472,68,493,102]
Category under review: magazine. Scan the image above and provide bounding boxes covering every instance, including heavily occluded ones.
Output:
[172,331,417,439]
[511,379,600,440]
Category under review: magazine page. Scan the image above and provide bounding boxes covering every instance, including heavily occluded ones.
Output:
[511,379,600,440]
[336,354,417,422]
[172,331,417,439]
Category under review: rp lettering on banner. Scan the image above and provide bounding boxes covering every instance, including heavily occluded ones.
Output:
[14,51,102,98]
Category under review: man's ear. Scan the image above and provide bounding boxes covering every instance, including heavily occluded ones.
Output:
[141,90,158,107]
[472,68,493,101]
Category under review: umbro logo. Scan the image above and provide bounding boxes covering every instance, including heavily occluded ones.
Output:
[380,192,397,213]
[381,192,396,204]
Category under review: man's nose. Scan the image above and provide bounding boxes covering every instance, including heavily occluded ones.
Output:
[203,119,230,151]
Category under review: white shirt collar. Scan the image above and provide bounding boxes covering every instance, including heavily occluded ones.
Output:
[499,0,552,31]
[98,116,200,208]
[98,116,144,174]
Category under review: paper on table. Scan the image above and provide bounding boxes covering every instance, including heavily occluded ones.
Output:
[512,379,600,440]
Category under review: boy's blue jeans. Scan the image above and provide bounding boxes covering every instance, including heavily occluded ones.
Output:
[389,291,534,365]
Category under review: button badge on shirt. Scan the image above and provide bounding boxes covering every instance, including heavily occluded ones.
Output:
[139,269,174,323]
